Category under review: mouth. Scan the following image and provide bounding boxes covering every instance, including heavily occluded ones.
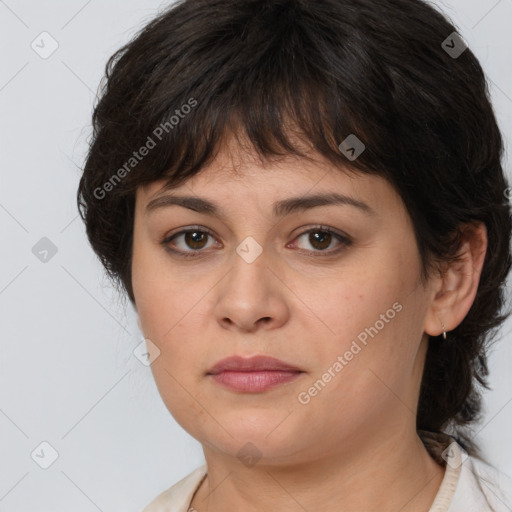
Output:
[206,355,304,393]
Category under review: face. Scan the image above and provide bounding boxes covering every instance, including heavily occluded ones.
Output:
[132,143,436,466]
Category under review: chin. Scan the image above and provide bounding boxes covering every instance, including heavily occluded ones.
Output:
[191,413,311,463]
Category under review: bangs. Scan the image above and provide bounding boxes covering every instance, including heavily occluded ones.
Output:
[92,0,404,197]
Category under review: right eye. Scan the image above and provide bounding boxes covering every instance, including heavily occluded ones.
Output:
[160,227,220,258]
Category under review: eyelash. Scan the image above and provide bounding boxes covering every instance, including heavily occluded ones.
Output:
[160,225,353,259]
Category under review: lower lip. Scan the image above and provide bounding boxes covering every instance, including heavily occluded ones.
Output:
[209,370,302,392]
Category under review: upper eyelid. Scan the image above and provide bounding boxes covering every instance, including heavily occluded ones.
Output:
[164,225,348,240]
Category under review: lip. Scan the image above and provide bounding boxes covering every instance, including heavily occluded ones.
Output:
[207,355,304,392]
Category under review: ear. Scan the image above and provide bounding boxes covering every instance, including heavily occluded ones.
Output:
[423,221,488,337]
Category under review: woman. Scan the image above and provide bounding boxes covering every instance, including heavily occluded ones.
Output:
[77,0,512,510]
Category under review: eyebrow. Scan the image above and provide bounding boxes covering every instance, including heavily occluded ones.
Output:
[145,192,376,217]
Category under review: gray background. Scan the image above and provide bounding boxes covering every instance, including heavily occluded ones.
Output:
[0,0,511,510]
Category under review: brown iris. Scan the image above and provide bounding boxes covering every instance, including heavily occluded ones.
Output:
[185,231,209,250]
[308,231,332,250]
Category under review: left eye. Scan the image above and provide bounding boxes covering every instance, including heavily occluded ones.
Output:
[292,228,350,254]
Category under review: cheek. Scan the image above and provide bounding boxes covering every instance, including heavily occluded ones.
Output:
[132,251,213,376]
[302,267,397,353]
[132,234,184,336]
[304,247,422,380]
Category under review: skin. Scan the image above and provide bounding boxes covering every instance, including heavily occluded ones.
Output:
[132,137,487,512]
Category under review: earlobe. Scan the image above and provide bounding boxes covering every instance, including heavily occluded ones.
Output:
[424,221,487,338]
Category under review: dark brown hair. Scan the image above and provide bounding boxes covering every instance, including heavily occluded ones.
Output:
[77,0,512,456]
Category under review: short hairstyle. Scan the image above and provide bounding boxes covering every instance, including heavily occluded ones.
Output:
[77,0,512,456]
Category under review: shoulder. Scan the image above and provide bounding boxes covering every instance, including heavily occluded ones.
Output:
[419,430,512,512]
[141,464,208,512]
[447,447,512,512]
[449,452,512,511]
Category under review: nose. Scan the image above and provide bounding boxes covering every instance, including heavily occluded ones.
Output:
[214,245,290,333]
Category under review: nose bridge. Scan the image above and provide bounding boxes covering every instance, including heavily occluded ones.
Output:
[226,235,271,300]
[214,235,287,330]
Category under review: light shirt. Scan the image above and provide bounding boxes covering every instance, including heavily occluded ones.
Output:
[142,432,512,512]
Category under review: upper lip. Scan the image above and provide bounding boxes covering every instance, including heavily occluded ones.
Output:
[207,355,303,375]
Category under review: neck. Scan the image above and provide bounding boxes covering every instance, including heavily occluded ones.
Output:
[191,423,445,512]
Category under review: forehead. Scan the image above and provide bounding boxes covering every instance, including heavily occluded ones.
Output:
[140,131,339,194]
[140,148,372,199]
